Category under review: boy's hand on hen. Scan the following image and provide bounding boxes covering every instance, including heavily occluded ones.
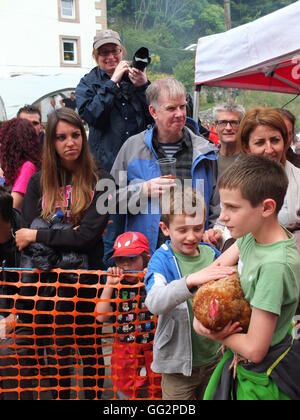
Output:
[186,265,236,289]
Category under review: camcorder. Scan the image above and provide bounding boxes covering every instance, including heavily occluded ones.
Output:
[119,47,151,97]
[120,47,151,100]
[131,47,151,71]
[121,47,151,82]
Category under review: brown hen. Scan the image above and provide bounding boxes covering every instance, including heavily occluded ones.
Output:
[192,271,251,377]
[193,271,251,332]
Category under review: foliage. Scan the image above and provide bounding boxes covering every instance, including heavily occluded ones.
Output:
[147,71,172,83]
[108,0,297,43]
[107,0,227,49]
[214,0,296,26]
[173,59,195,94]
[236,90,300,132]
[122,27,194,74]
[201,88,300,132]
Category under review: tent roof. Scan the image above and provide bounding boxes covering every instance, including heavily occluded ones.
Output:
[0,71,87,120]
[195,1,300,94]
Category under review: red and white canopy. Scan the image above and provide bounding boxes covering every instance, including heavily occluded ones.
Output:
[195,1,300,94]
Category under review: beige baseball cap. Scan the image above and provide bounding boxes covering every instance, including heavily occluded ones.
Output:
[93,29,121,50]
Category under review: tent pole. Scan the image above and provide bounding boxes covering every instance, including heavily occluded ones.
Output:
[272,73,300,93]
[193,85,202,122]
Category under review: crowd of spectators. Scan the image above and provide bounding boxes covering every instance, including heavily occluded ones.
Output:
[0,28,299,401]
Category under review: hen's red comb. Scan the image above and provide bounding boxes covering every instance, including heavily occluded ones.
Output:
[209,295,218,320]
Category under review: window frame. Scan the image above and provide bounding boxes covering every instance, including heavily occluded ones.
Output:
[58,0,80,23]
[59,36,81,67]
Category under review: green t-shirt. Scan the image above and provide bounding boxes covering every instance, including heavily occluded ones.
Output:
[171,244,220,367]
[237,228,300,346]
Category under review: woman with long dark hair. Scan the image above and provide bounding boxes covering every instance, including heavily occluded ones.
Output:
[15,108,111,266]
[0,118,42,210]
[15,108,114,399]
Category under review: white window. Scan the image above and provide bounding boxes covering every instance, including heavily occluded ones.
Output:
[61,0,75,19]
[58,0,79,23]
[60,36,81,67]
[62,39,77,63]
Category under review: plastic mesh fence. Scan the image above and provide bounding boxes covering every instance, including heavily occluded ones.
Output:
[0,269,161,400]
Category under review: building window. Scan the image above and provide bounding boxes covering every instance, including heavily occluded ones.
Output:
[61,0,74,18]
[63,39,76,62]
[58,0,80,23]
[60,36,81,67]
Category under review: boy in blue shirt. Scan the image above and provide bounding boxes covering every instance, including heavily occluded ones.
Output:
[145,186,235,399]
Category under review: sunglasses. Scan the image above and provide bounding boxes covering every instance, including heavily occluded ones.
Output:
[97,47,122,57]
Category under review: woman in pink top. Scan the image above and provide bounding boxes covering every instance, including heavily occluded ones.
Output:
[0,118,42,210]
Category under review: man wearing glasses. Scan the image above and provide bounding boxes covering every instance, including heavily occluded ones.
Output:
[76,29,152,173]
[202,103,245,249]
[213,103,245,177]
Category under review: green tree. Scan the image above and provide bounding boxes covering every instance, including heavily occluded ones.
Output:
[121,27,193,74]
[196,2,225,35]
[173,59,195,93]
[214,0,297,27]
[107,0,226,46]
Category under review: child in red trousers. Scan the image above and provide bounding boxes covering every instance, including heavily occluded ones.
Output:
[97,232,161,399]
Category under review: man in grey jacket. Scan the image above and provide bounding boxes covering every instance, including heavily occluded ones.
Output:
[104,77,220,260]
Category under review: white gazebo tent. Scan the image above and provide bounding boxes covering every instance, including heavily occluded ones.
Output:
[0,72,87,121]
[193,1,300,119]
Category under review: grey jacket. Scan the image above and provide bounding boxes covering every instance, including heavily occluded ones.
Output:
[110,126,220,255]
[146,265,195,376]
[145,242,219,376]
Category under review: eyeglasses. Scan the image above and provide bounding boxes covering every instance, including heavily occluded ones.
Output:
[216,120,240,129]
[97,48,122,57]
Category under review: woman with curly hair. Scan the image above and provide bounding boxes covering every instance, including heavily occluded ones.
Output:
[0,118,42,210]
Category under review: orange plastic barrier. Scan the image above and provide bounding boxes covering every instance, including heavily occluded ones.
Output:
[0,269,161,400]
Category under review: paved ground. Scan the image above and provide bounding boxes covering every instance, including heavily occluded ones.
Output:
[101,326,114,400]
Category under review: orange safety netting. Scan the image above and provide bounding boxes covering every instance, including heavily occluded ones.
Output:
[0,268,161,400]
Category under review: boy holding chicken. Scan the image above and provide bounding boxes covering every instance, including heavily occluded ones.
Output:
[193,155,300,400]
[145,187,236,400]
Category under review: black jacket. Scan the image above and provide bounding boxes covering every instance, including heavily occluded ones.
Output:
[0,209,21,319]
[75,67,152,172]
[0,209,21,268]
[21,168,113,269]
[20,218,89,271]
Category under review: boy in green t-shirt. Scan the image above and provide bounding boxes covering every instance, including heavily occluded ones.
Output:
[145,187,236,400]
[193,155,300,400]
